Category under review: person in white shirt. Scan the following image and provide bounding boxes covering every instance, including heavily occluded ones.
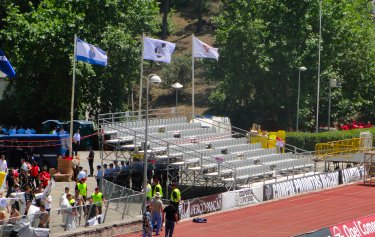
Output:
[0,192,9,213]
[43,195,52,213]
[20,159,29,172]
[73,130,81,156]
[77,167,87,181]
[0,155,7,172]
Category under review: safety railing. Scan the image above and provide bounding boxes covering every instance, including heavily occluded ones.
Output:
[315,137,373,158]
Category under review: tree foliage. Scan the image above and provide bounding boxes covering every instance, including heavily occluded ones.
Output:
[0,0,159,128]
[210,0,375,131]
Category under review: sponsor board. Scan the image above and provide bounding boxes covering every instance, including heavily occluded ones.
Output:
[330,214,375,237]
[340,166,365,184]
[235,188,258,207]
[180,193,222,219]
[263,172,339,201]
[295,228,332,237]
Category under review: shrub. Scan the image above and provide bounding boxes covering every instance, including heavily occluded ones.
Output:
[286,127,375,151]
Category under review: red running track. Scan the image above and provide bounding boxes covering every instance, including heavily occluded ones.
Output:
[118,184,375,237]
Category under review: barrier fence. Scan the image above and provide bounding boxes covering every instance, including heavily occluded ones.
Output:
[0,183,144,236]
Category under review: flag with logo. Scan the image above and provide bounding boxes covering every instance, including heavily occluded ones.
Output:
[75,38,108,66]
[0,49,16,78]
[192,35,219,61]
[143,37,176,63]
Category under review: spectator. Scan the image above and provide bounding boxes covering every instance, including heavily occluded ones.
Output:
[73,130,81,156]
[8,205,20,224]
[87,147,94,177]
[59,127,66,135]
[0,155,7,172]
[23,185,34,215]
[77,166,87,182]
[73,187,84,226]
[25,128,31,134]
[0,192,9,213]
[6,169,17,198]
[43,194,52,214]
[103,164,111,180]
[38,204,49,228]
[39,167,50,188]
[163,202,178,237]
[0,211,6,225]
[151,192,163,235]
[30,161,39,188]
[17,127,25,134]
[143,205,152,237]
[95,165,103,187]
[85,197,99,225]
[35,183,44,194]
[20,159,29,173]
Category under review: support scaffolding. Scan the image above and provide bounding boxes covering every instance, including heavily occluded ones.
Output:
[363,151,375,185]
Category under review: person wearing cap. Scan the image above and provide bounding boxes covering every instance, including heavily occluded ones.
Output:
[152,179,163,199]
[151,192,163,235]
[96,165,103,187]
[170,183,181,221]
[91,187,105,214]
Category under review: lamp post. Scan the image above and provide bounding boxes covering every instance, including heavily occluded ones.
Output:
[143,74,162,212]
[171,82,183,109]
[316,0,323,133]
[296,66,307,132]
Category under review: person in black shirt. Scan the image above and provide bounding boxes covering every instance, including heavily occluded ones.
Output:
[23,185,34,215]
[87,147,94,177]
[163,203,178,237]
[6,169,17,198]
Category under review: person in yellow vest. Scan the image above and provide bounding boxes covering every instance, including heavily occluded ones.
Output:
[152,179,163,198]
[146,181,152,202]
[91,187,106,214]
[75,179,87,203]
[170,183,181,220]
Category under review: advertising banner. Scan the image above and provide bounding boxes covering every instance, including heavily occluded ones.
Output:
[263,171,339,201]
[330,214,375,237]
[340,166,365,184]
[180,193,222,219]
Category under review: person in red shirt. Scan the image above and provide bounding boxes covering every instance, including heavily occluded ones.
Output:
[30,161,39,188]
[39,167,50,188]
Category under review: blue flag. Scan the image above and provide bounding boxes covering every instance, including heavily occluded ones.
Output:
[0,50,16,78]
[75,38,108,66]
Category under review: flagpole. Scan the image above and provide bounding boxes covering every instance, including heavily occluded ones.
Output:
[138,33,145,119]
[69,34,77,157]
[191,34,195,121]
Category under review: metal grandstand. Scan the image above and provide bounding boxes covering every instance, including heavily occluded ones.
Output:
[97,109,315,194]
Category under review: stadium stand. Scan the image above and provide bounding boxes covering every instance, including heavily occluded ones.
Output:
[98,111,314,189]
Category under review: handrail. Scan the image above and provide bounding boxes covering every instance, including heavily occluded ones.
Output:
[193,116,312,154]
[101,121,237,172]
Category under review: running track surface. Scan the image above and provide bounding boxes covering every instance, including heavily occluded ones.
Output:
[117,184,375,237]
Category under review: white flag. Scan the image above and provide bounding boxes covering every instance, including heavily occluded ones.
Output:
[76,38,108,66]
[192,35,219,60]
[143,37,176,63]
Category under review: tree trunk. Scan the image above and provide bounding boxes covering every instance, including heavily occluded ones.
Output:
[161,0,169,40]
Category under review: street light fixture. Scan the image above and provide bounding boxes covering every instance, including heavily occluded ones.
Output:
[296,66,307,132]
[171,82,183,109]
[143,74,162,212]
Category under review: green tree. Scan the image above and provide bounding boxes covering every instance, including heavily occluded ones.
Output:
[0,0,159,128]
[210,0,375,130]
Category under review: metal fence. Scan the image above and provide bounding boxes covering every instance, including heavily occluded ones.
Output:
[0,183,144,236]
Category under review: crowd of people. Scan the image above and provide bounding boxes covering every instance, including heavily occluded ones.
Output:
[0,126,37,135]
[0,154,52,231]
